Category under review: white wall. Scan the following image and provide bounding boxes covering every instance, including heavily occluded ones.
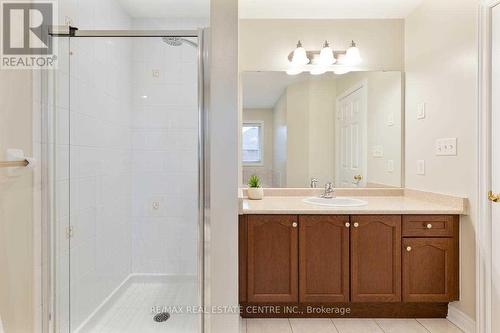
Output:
[240,19,404,72]
[405,0,478,320]
[242,108,274,186]
[336,71,402,187]
[272,94,287,187]
[271,78,336,187]
[0,70,35,333]
[130,32,199,275]
[209,0,240,332]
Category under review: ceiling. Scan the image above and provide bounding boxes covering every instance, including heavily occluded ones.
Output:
[116,0,209,18]
[240,0,423,19]
[242,72,336,109]
[116,0,422,19]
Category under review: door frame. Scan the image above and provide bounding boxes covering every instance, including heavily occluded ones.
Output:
[335,79,368,188]
[478,1,500,332]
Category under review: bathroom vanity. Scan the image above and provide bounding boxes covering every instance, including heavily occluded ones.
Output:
[238,190,466,318]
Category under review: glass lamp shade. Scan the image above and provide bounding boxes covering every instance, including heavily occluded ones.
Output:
[310,66,327,75]
[345,40,362,65]
[319,41,336,66]
[291,41,310,66]
[286,67,303,75]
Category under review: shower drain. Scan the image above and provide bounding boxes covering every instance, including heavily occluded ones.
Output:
[153,312,171,323]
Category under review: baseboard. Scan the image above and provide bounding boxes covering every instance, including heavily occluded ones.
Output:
[447,305,475,333]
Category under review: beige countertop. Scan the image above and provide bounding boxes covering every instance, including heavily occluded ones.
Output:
[239,189,467,215]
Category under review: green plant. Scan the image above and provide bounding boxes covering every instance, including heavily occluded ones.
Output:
[247,175,261,188]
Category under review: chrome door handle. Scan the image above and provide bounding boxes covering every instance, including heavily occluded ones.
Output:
[488,191,500,203]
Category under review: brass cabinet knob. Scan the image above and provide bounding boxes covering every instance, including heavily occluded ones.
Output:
[406,246,412,252]
[345,222,350,228]
[488,191,500,203]
[426,223,433,229]
[354,175,363,181]
[292,222,298,228]
[353,222,359,228]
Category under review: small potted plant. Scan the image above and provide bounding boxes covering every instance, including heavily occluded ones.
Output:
[247,175,264,200]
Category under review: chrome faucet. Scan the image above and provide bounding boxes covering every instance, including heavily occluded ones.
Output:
[321,182,335,199]
[310,178,319,188]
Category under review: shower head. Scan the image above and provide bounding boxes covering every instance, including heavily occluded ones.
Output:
[162,37,198,48]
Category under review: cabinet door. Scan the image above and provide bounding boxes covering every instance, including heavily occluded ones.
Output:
[403,238,458,302]
[247,215,298,303]
[299,215,350,303]
[351,215,402,302]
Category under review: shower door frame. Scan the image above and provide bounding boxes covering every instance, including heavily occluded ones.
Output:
[43,28,209,333]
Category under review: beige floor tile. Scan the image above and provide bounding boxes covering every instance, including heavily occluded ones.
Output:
[376,319,428,333]
[246,319,292,333]
[240,318,247,333]
[417,319,464,333]
[290,318,338,333]
[332,318,383,333]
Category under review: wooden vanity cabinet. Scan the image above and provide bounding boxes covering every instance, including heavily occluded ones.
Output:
[239,214,460,318]
[401,215,459,302]
[246,215,298,303]
[299,215,350,303]
[350,215,402,302]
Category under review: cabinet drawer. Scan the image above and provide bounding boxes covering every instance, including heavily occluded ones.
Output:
[402,215,456,237]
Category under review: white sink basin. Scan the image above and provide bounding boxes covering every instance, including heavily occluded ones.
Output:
[303,197,368,207]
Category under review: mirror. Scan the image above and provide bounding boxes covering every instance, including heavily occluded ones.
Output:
[241,71,403,188]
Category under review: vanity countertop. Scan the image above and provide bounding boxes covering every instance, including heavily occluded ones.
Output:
[239,189,467,215]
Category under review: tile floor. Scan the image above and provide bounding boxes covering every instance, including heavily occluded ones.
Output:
[81,278,200,333]
[241,318,463,333]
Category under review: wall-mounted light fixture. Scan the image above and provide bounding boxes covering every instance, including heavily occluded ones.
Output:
[286,40,362,76]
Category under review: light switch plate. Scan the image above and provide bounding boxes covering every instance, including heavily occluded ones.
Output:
[387,113,394,126]
[417,160,425,175]
[387,160,394,173]
[372,145,384,158]
[417,103,426,119]
[435,138,457,156]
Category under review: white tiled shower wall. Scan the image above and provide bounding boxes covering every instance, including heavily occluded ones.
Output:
[130,35,199,274]
[54,1,206,330]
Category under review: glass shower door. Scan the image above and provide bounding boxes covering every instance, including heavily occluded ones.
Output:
[52,32,203,333]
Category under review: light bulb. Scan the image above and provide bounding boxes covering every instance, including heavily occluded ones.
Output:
[344,40,362,65]
[319,41,336,66]
[291,40,310,66]
[286,67,303,76]
[310,67,327,75]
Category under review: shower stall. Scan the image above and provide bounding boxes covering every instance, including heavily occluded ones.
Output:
[43,28,207,333]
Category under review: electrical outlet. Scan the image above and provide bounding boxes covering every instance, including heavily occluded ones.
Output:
[435,138,457,156]
[417,160,425,175]
[417,103,426,120]
[387,160,394,173]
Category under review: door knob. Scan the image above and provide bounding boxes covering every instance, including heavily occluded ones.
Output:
[426,223,433,229]
[353,222,359,228]
[488,191,500,203]
[345,222,350,228]
[292,222,298,228]
[406,246,412,252]
[353,175,363,183]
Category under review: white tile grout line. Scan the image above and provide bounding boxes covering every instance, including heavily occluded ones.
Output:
[288,319,294,333]
[329,318,340,333]
[373,318,386,332]
[414,319,432,333]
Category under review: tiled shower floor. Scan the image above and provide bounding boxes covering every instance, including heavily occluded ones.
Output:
[82,277,200,333]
